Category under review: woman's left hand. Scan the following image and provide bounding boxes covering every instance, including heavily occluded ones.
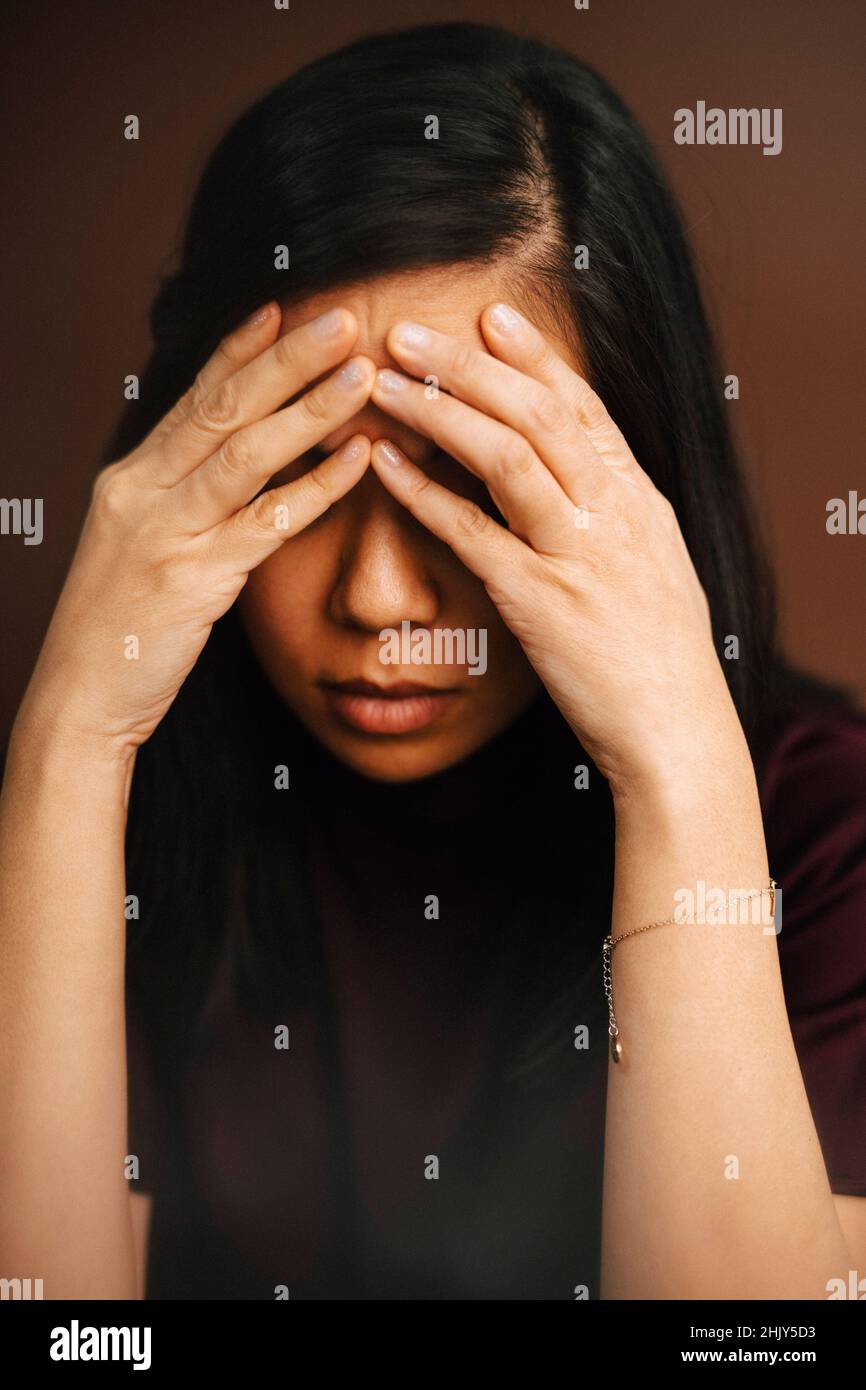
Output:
[368,302,749,798]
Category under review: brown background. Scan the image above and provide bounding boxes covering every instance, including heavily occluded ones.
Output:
[2,0,864,737]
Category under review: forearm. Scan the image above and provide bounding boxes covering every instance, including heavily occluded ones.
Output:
[0,724,138,1298]
[600,716,851,1299]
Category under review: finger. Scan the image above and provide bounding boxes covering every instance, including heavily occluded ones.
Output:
[386,317,611,505]
[172,356,377,533]
[149,306,360,487]
[370,367,573,550]
[479,302,650,488]
[367,438,526,586]
[217,434,372,572]
[140,301,283,458]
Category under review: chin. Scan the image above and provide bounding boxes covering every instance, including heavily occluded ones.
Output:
[318,725,484,783]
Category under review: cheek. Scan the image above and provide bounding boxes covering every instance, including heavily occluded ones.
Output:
[239,536,332,672]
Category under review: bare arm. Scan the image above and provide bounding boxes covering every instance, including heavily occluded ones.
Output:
[361,299,862,1297]
[600,724,854,1298]
[0,299,376,1298]
[0,731,139,1297]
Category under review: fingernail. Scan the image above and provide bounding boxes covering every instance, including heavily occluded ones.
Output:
[338,437,365,462]
[394,322,431,349]
[489,303,522,334]
[376,441,404,468]
[243,301,277,328]
[376,368,409,393]
[337,359,367,389]
[313,308,347,339]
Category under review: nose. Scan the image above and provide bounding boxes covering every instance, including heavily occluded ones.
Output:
[329,469,441,635]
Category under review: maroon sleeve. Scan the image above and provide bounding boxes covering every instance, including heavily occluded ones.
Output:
[125,988,168,1194]
[760,703,866,1197]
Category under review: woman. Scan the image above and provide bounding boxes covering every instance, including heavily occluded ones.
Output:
[1,22,864,1301]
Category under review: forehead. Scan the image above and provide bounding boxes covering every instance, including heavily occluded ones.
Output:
[278,263,573,366]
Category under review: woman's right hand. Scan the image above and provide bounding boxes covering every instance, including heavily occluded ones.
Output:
[14,302,375,764]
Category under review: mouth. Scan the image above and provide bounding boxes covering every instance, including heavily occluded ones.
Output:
[319,677,462,736]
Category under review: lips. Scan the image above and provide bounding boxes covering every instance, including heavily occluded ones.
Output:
[320,678,460,735]
[327,679,448,699]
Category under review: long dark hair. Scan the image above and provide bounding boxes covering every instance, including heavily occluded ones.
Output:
[112,23,785,1141]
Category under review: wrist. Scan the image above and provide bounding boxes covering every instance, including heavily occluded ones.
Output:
[7,710,138,804]
[609,734,759,823]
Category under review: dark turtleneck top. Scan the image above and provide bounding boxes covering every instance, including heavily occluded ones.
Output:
[126,688,866,1299]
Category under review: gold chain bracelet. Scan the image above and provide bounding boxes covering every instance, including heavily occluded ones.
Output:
[602,880,777,1064]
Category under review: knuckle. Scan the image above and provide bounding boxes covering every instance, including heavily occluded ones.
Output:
[297,386,330,427]
[498,434,536,480]
[576,384,607,430]
[216,428,256,477]
[157,380,202,439]
[214,335,239,371]
[527,388,570,436]
[90,463,129,517]
[193,378,240,433]
[273,330,300,368]
[186,370,210,410]
[407,469,434,500]
[448,342,477,382]
[302,461,331,497]
[249,489,288,533]
[91,461,119,496]
[455,498,489,538]
[158,391,192,435]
